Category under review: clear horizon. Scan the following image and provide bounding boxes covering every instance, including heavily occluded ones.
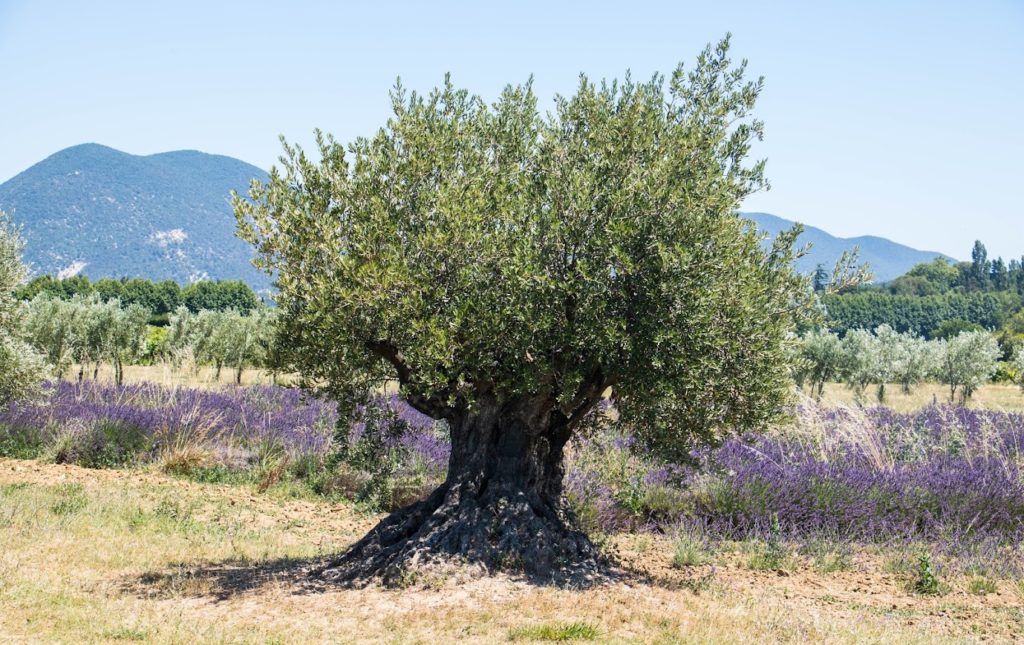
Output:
[1,0,1021,261]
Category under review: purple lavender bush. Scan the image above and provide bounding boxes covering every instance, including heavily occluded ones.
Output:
[0,381,338,466]
[0,381,447,508]
[3,382,1022,572]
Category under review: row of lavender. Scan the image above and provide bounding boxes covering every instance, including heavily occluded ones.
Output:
[2,381,1022,556]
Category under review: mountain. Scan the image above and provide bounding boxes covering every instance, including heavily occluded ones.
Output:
[742,212,955,283]
[0,144,952,290]
[0,143,271,290]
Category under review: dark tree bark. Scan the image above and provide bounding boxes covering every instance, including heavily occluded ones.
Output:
[316,392,606,587]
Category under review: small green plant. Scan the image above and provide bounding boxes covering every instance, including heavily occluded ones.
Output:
[508,622,599,642]
[911,551,942,595]
[49,482,88,516]
[102,626,148,641]
[671,532,710,568]
[813,550,853,573]
[747,513,790,571]
[967,576,997,595]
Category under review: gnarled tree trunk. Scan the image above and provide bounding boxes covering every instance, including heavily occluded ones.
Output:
[316,394,603,587]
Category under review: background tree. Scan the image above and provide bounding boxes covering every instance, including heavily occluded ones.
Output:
[1014,344,1024,392]
[839,329,878,401]
[933,331,1000,403]
[794,329,842,399]
[891,332,936,394]
[235,38,814,583]
[23,295,80,377]
[182,280,259,313]
[105,301,149,385]
[812,264,830,293]
[872,324,902,403]
[0,211,49,403]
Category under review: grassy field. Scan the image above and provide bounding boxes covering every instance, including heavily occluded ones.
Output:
[816,382,1024,412]
[2,459,1022,644]
[71,365,1024,412]
[67,364,289,388]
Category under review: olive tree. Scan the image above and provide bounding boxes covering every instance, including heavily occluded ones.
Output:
[0,211,49,403]
[839,328,878,401]
[23,294,81,377]
[235,38,809,583]
[933,331,1000,403]
[892,333,937,395]
[106,301,149,385]
[794,329,842,399]
[1011,344,1024,393]
[164,306,276,382]
[222,308,276,384]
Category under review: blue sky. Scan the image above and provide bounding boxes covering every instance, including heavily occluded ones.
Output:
[1,0,1022,260]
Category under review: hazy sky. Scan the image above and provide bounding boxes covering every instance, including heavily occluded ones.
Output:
[2,0,1022,260]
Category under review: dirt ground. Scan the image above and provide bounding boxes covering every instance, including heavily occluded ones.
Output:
[1,458,1022,644]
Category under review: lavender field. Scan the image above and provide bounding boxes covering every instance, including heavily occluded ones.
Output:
[2,381,1023,577]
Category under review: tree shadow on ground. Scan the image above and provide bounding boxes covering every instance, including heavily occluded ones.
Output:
[123,556,332,602]
[121,552,699,602]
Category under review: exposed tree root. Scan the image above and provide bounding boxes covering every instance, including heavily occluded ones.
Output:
[313,480,608,588]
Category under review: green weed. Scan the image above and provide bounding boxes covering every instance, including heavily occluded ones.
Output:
[508,622,599,642]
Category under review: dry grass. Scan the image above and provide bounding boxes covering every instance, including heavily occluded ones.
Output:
[817,382,1024,412]
[2,459,1022,644]
[64,363,291,389]
[68,366,1024,413]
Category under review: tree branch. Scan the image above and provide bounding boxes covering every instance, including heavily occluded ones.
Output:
[365,339,452,419]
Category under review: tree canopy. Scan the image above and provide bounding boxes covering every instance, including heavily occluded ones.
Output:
[0,211,49,404]
[237,37,807,461]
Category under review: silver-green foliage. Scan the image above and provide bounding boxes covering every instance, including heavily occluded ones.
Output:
[166,306,276,381]
[799,325,938,402]
[0,211,49,403]
[792,329,842,399]
[234,37,812,461]
[839,328,878,399]
[22,294,148,385]
[933,331,1001,404]
[1013,345,1024,392]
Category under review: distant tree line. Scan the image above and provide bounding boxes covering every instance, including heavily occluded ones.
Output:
[792,325,1011,404]
[818,241,1024,350]
[21,294,278,385]
[821,291,1014,337]
[14,275,261,320]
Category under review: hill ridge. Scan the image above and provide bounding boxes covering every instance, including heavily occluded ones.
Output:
[0,143,271,290]
[741,212,955,282]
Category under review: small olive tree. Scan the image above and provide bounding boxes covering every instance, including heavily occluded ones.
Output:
[794,329,842,399]
[933,331,1001,404]
[892,333,937,395]
[839,329,878,401]
[22,294,81,377]
[1012,344,1024,393]
[235,38,811,583]
[0,211,49,403]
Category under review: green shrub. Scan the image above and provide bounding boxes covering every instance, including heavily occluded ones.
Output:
[911,551,943,595]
